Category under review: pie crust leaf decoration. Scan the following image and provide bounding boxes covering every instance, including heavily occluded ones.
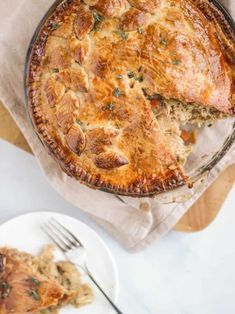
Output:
[48,46,71,69]
[120,8,151,31]
[74,4,95,39]
[57,65,89,93]
[27,0,235,196]
[83,0,98,5]
[55,91,80,134]
[128,0,160,13]
[44,76,65,107]
[65,124,86,155]
[92,0,128,17]
[93,151,129,169]
[68,36,90,65]
[86,128,118,155]
[51,18,74,38]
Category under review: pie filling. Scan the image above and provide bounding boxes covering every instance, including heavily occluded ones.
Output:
[146,94,227,166]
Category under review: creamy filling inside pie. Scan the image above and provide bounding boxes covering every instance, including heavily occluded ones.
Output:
[146,95,227,166]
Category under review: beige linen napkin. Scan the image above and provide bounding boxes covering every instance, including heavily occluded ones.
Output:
[0,0,234,251]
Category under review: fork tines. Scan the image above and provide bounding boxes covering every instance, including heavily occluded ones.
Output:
[42,218,82,252]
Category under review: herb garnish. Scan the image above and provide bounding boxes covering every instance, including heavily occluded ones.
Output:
[106,102,115,110]
[127,71,144,82]
[28,289,40,301]
[172,59,180,65]
[51,22,59,30]
[76,119,83,126]
[114,30,129,40]
[93,12,103,23]
[27,276,41,287]
[113,87,124,98]
[127,71,135,79]
[136,75,144,82]
[93,12,104,29]
[76,119,87,131]
[0,281,11,300]
[52,68,59,73]
[177,156,185,165]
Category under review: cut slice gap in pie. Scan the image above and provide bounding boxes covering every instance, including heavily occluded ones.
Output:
[143,91,228,167]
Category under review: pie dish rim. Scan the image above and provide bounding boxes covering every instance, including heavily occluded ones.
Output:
[24,0,235,197]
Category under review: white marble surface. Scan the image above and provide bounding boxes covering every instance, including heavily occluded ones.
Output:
[0,139,235,314]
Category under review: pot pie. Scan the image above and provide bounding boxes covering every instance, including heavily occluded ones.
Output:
[26,0,235,197]
[0,245,93,314]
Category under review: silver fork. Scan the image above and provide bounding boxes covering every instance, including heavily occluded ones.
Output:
[42,218,123,314]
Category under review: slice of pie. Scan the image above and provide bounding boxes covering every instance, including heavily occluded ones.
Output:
[0,246,93,313]
[26,0,235,197]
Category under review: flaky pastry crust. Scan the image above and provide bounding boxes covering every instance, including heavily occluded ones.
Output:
[26,0,235,197]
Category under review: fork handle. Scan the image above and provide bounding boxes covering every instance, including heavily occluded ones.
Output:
[88,273,123,314]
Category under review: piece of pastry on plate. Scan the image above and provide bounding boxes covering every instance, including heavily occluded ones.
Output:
[0,246,93,314]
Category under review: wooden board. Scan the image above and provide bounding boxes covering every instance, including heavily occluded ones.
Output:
[0,101,234,232]
[175,164,235,231]
[0,103,31,154]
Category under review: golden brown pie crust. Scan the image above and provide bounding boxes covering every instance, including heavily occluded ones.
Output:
[26,0,235,197]
[0,250,65,313]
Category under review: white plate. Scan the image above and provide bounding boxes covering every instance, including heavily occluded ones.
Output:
[0,212,119,314]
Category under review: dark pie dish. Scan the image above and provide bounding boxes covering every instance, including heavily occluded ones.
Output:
[25,0,235,197]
